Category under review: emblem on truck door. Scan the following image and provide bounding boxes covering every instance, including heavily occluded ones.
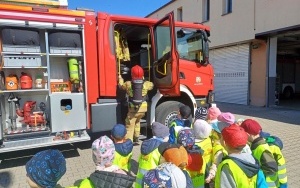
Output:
[195,76,203,85]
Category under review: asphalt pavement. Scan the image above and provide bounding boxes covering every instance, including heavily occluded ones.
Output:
[0,102,300,188]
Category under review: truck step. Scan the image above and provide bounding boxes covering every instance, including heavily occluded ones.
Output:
[0,131,90,153]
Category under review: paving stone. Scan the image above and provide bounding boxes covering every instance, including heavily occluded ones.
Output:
[0,103,300,187]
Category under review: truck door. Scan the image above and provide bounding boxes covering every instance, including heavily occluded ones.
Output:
[152,12,180,96]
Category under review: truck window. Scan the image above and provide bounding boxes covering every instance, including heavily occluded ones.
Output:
[155,26,171,59]
[176,28,204,63]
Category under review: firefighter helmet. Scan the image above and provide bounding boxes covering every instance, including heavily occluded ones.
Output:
[131,65,144,80]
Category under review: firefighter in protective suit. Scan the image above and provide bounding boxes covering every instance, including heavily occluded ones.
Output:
[118,65,153,142]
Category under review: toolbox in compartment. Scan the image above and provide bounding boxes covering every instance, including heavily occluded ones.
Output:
[4,56,42,67]
[48,32,82,54]
[1,28,41,52]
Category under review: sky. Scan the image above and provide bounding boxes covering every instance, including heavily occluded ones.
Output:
[68,0,171,17]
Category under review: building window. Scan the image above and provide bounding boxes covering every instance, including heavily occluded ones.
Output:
[177,7,183,21]
[202,0,210,22]
[223,0,232,15]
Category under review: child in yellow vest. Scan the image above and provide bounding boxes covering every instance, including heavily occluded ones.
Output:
[207,113,252,184]
[193,120,213,164]
[215,124,268,188]
[241,119,279,188]
[73,135,135,188]
[111,124,133,172]
[177,128,206,188]
[135,122,170,188]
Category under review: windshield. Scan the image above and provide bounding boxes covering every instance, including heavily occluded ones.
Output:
[176,28,204,62]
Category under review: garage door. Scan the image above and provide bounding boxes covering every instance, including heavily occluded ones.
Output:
[210,44,250,105]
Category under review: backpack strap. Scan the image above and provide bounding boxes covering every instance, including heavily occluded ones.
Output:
[266,136,283,150]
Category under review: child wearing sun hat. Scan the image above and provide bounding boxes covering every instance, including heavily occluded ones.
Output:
[76,135,135,188]
[193,119,213,175]
[241,119,279,188]
[135,122,170,188]
[26,149,66,188]
[142,162,187,188]
[177,128,205,188]
[158,142,193,187]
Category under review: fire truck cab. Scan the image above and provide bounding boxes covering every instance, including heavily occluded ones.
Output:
[0,2,214,153]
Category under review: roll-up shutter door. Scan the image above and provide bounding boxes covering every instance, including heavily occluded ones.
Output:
[210,44,250,105]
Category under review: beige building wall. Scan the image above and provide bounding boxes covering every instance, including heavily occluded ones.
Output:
[250,40,267,106]
[255,0,300,34]
[148,0,202,23]
[148,0,256,48]
[206,0,255,47]
[147,0,300,107]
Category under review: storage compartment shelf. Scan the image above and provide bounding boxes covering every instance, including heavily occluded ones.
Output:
[1,52,45,56]
[49,53,82,57]
[2,45,41,53]
[3,55,43,67]
[1,89,49,93]
[2,66,47,69]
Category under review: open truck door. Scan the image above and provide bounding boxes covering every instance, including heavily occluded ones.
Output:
[152,12,180,96]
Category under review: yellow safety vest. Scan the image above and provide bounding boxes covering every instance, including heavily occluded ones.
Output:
[186,157,206,188]
[269,145,287,185]
[215,158,257,188]
[66,178,94,188]
[212,142,227,163]
[252,144,279,188]
[135,148,161,188]
[113,151,132,172]
[195,137,213,169]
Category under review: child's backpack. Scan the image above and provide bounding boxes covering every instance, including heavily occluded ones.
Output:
[260,131,283,150]
[260,131,287,186]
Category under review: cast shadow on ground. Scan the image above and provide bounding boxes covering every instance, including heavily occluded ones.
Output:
[130,159,139,175]
[0,143,81,169]
[69,159,138,188]
[0,171,11,188]
[217,102,300,125]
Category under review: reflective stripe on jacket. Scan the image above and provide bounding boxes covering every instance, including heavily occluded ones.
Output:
[252,144,279,188]
[135,148,161,188]
[269,145,287,185]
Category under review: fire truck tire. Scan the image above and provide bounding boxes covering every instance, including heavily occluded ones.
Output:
[155,101,184,127]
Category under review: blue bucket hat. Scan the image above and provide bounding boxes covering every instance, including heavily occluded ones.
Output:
[177,128,195,148]
[26,149,66,188]
[111,124,127,139]
[143,167,173,188]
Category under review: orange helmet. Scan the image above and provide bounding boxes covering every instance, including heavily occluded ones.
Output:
[131,65,144,80]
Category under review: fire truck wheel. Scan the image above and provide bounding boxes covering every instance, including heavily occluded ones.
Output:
[283,86,294,99]
[155,101,184,127]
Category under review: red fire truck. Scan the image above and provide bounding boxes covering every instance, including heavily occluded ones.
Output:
[0,2,214,152]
